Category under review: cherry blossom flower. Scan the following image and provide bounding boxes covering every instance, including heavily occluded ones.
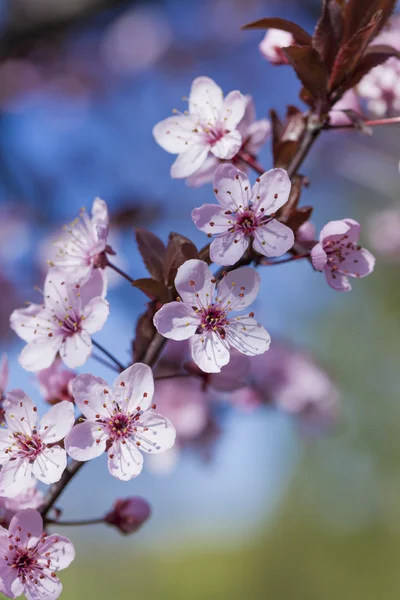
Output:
[192,164,294,265]
[105,497,151,535]
[10,268,109,371]
[37,359,75,405]
[153,259,271,373]
[50,197,109,284]
[259,29,294,65]
[153,76,246,178]
[0,488,44,529]
[311,219,375,291]
[0,391,74,498]
[367,205,400,259]
[64,364,176,481]
[187,96,271,187]
[0,509,75,600]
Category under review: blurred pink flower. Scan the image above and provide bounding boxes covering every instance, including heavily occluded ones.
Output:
[37,358,75,405]
[0,487,44,529]
[329,90,363,126]
[367,205,400,259]
[105,496,151,535]
[259,29,294,65]
[0,355,8,399]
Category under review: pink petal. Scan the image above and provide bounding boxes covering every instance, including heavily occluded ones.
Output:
[237,95,256,135]
[65,421,107,461]
[10,304,43,343]
[221,90,246,129]
[339,247,376,278]
[0,565,23,599]
[252,220,294,257]
[244,118,271,155]
[32,446,67,485]
[9,509,43,545]
[213,163,252,209]
[311,243,328,271]
[319,218,360,243]
[210,350,250,391]
[170,143,210,178]
[174,259,216,306]
[209,232,249,266]
[153,302,199,341]
[44,269,80,311]
[152,114,199,153]
[325,269,352,292]
[60,330,92,369]
[134,412,176,454]
[0,429,14,464]
[82,297,109,334]
[252,168,291,214]
[225,317,271,356]
[0,354,8,394]
[24,572,63,600]
[92,197,109,226]
[79,269,107,303]
[189,76,224,119]
[211,130,242,160]
[4,390,37,434]
[189,331,230,373]
[0,459,35,498]
[108,439,144,480]
[37,534,75,571]
[71,374,112,419]
[186,155,219,188]
[39,401,75,444]
[19,335,61,372]
[217,266,260,311]
[113,363,155,414]
[191,205,230,234]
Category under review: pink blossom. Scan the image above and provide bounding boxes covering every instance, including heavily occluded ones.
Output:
[37,359,75,405]
[10,268,109,371]
[105,497,151,535]
[367,206,400,259]
[192,164,294,265]
[153,259,271,373]
[64,364,176,481]
[0,355,8,398]
[329,90,363,126]
[0,509,75,600]
[51,198,109,284]
[0,391,74,497]
[311,219,375,291]
[153,76,246,178]
[0,488,44,529]
[259,29,294,65]
[187,96,271,187]
[295,221,316,246]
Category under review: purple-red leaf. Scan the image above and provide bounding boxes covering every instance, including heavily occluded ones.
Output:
[133,304,158,363]
[281,46,329,101]
[163,232,198,287]
[346,44,400,89]
[276,174,305,223]
[241,17,312,46]
[270,109,285,163]
[313,0,344,70]
[132,278,169,302]
[344,0,397,42]
[135,228,166,283]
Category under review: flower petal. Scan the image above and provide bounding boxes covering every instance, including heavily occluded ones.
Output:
[32,446,67,485]
[0,459,35,498]
[217,266,260,311]
[189,76,224,119]
[9,509,43,545]
[79,269,108,303]
[24,573,63,600]
[170,143,210,178]
[60,331,92,369]
[252,220,294,257]
[108,439,143,481]
[71,374,112,419]
[0,566,23,599]
[134,412,176,454]
[39,401,75,444]
[213,163,252,209]
[10,304,43,343]
[338,247,376,278]
[153,302,199,341]
[325,269,352,292]
[244,118,271,155]
[153,115,198,153]
[252,168,291,214]
[311,243,328,271]
[37,534,75,571]
[112,363,155,413]
[222,90,246,129]
[189,331,230,373]
[209,232,249,266]
[191,204,230,235]
[4,390,37,434]
[0,429,14,464]
[186,155,219,188]
[319,218,360,244]
[18,335,62,372]
[65,421,107,461]
[225,317,271,356]
[82,297,109,334]
[211,130,242,160]
[174,259,216,306]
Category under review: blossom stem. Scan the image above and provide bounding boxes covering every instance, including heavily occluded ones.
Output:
[237,151,265,176]
[92,340,126,372]
[45,517,104,527]
[106,259,135,285]
[325,116,400,130]
[92,352,120,373]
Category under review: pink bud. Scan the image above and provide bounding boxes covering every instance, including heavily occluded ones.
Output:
[259,29,294,65]
[105,497,151,535]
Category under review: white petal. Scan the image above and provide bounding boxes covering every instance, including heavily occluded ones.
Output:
[60,331,92,369]
[82,297,109,334]
[44,268,80,313]
[311,243,327,271]
[113,363,155,413]
[170,143,210,178]
[79,269,108,303]
[217,266,260,311]
[153,115,199,153]
[37,534,75,571]
[213,163,252,209]
[190,331,230,373]
[65,421,107,461]
[174,259,216,306]
[39,401,75,444]
[252,168,291,214]
[225,317,271,356]
[252,220,294,257]
[222,90,246,129]
[9,508,43,544]
[186,155,219,187]
[32,446,67,485]
[191,204,230,234]
[0,458,35,498]
[0,429,14,464]
[92,197,109,226]
[153,302,199,341]
[4,390,37,434]
[134,411,176,454]
[244,119,271,155]
[209,232,249,266]
[189,76,224,119]
[24,573,62,600]
[18,335,62,372]
[211,130,242,160]
[71,374,112,419]
[108,439,143,480]
[10,304,43,343]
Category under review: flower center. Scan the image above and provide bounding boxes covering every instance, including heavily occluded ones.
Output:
[103,412,136,442]
[197,305,229,338]
[324,236,359,268]
[197,119,226,146]
[54,312,83,335]
[235,208,260,233]
[14,432,44,461]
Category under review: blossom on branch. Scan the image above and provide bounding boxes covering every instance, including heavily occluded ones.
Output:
[153,259,270,373]
[10,269,109,371]
[0,391,74,497]
[37,359,75,405]
[192,164,294,265]
[65,364,176,481]
[311,219,375,292]
[259,29,294,65]
[0,487,44,529]
[153,76,245,178]
[105,497,151,535]
[0,509,75,600]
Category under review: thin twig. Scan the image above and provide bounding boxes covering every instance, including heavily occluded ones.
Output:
[237,151,265,175]
[92,339,126,372]
[106,259,135,285]
[92,352,120,373]
[325,115,400,130]
[46,517,104,527]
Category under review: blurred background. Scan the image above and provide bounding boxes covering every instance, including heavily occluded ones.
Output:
[0,0,400,598]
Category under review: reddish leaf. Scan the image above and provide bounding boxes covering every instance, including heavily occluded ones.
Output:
[281,106,305,142]
[346,44,400,89]
[133,304,158,363]
[132,278,169,302]
[276,174,305,222]
[313,0,344,70]
[286,206,314,233]
[328,11,383,93]
[269,109,284,163]
[344,0,397,42]
[241,17,312,45]
[135,228,166,283]
[274,140,300,169]
[281,46,329,102]
[163,232,198,287]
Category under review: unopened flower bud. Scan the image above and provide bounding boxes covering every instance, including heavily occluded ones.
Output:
[104,497,151,535]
